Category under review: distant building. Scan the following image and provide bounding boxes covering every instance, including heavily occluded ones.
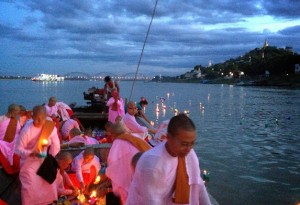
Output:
[285,46,293,53]
[263,39,268,48]
[184,72,193,78]
[265,70,270,78]
[295,64,300,73]
[208,60,212,67]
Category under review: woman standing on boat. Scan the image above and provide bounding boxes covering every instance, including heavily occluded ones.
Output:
[103,76,120,100]
[107,88,125,123]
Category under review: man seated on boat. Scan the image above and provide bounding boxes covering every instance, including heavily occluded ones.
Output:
[123,101,156,141]
[56,152,78,198]
[103,75,120,100]
[61,115,82,141]
[15,105,60,205]
[107,88,125,123]
[126,114,211,205]
[0,104,21,174]
[45,96,62,142]
[69,147,101,193]
[135,97,155,130]
[106,122,151,204]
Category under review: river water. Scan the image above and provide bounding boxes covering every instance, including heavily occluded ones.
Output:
[0,79,299,205]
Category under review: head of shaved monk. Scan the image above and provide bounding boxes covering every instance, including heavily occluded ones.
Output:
[110,122,126,137]
[32,105,47,128]
[48,96,57,107]
[127,101,138,116]
[69,128,81,139]
[7,104,20,118]
[56,152,73,171]
[83,147,95,163]
[166,114,197,157]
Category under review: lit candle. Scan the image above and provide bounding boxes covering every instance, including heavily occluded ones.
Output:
[156,104,159,112]
[77,191,86,204]
[42,139,49,146]
[90,190,97,198]
[94,175,101,184]
[150,121,154,126]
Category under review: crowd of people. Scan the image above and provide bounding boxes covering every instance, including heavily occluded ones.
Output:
[0,76,211,205]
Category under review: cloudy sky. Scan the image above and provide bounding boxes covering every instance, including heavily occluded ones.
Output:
[1,0,300,76]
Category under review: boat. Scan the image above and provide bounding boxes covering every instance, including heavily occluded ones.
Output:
[31,73,65,81]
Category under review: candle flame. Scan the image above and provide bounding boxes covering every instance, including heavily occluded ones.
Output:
[42,139,49,146]
[77,191,86,203]
[94,175,101,184]
[90,190,97,198]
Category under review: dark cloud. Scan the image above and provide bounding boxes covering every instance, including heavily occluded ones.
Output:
[0,0,299,75]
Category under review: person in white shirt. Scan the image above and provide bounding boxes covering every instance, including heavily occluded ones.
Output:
[126,114,211,205]
[123,101,155,140]
[71,147,101,192]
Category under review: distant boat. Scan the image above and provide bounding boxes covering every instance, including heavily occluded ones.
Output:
[31,73,64,81]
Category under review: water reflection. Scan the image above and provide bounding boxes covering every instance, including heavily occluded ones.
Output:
[0,80,300,205]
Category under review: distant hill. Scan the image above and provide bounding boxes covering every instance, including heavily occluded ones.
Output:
[202,45,300,78]
[152,45,300,83]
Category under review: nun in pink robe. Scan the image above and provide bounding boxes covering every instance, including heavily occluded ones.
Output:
[106,88,125,123]
[15,107,60,205]
[68,134,99,145]
[0,115,21,166]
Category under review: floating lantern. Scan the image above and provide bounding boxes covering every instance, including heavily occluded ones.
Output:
[156,104,160,112]
[167,92,170,99]
[174,108,179,116]
[150,121,155,126]
[201,169,210,183]
[184,110,190,115]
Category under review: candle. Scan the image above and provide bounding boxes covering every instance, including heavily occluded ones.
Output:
[90,190,97,198]
[77,190,86,204]
[94,175,101,184]
[42,139,49,146]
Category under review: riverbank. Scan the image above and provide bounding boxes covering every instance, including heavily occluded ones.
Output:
[153,74,300,88]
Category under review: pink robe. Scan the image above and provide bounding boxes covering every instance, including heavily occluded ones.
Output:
[0,115,21,165]
[126,142,211,205]
[45,104,58,118]
[15,121,60,205]
[107,97,125,123]
[106,139,140,204]
[56,102,72,121]
[68,135,99,145]
[123,113,148,140]
[71,151,101,183]
[61,119,80,140]
[56,171,74,196]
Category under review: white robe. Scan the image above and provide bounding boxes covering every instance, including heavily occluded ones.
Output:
[0,115,21,165]
[106,139,140,204]
[123,113,148,140]
[71,151,101,183]
[126,141,211,205]
[15,121,60,205]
